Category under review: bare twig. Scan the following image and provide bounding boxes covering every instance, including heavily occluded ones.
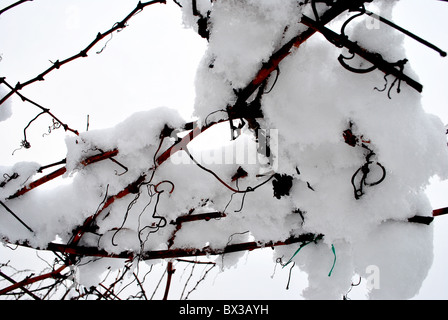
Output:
[184,263,215,300]
[0,264,67,296]
[0,0,33,16]
[433,207,448,217]
[0,270,41,300]
[162,261,174,300]
[0,0,166,107]
[46,233,321,261]
[1,78,79,136]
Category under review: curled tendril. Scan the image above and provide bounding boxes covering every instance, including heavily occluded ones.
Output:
[138,185,169,251]
[351,150,386,200]
[340,6,366,39]
[374,72,405,99]
[0,172,19,188]
[154,180,175,194]
[42,118,62,137]
[12,140,31,155]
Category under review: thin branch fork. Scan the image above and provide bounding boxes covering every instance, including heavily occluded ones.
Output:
[69,174,146,246]
[0,78,79,136]
[168,211,227,249]
[433,207,448,217]
[0,0,166,107]
[0,264,67,296]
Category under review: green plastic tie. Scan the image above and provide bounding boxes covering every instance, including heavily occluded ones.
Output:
[282,241,312,269]
[328,244,337,277]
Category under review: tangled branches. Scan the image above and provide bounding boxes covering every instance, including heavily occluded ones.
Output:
[0,1,167,155]
[1,0,446,300]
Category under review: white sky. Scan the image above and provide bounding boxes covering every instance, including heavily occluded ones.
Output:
[0,0,447,299]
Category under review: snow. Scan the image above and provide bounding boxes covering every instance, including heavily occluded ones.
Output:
[183,0,448,299]
[0,86,12,122]
[1,0,447,299]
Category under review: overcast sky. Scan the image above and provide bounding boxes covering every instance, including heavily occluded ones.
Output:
[0,0,447,299]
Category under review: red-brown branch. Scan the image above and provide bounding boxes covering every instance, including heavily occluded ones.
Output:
[1,5,372,300]
[7,149,119,200]
[162,261,174,300]
[0,264,67,296]
[80,149,119,166]
[1,78,79,136]
[172,211,227,224]
[229,1,350,110]
[47,233,319,261]
[15,2,352,261]
[433,207,448,217]
[0,0,33,16]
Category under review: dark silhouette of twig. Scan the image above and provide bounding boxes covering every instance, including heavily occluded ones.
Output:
[0,0,33,16]
[0,270,41,300]
[0,200,34,233]
[0,0,166,107]
[183,262,215,300]
[1,78,79,144]
[162,261,174,300]
[0,264,68,296]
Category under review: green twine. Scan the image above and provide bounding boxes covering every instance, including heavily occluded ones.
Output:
[328,244,337,277]
[281,236,336,278]
[282,241,312,269]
